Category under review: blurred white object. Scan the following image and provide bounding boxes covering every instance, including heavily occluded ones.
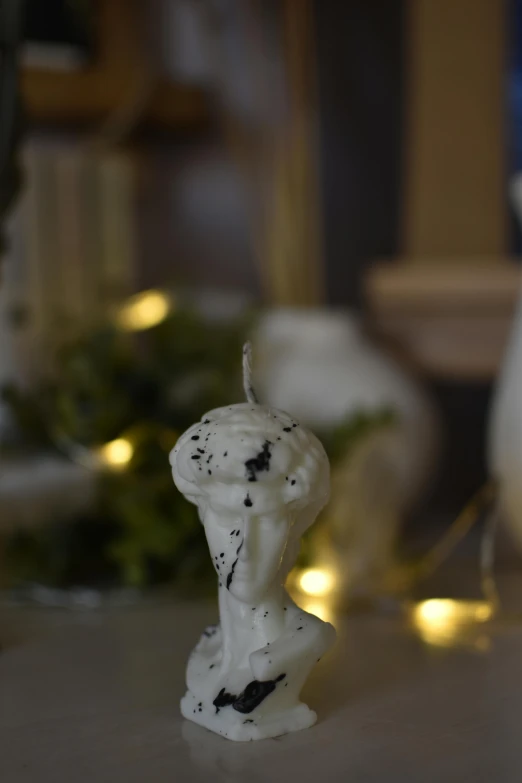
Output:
[510,172,522,229]
[0,455,95,532]
[305,427,404,602]
[488,174,522,548]
[254,309,438,509]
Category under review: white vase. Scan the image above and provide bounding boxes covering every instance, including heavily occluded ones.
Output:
[489,175,522,549]
[488,284,522,549]
[254,309,438,509]
[253,309,439,598]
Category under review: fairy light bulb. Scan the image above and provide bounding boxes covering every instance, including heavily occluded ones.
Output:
[98,438,134,468]
[117,290,171,331]
[298,568,335,597]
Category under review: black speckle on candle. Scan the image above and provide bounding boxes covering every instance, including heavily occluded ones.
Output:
[245,440,272,482]
[291,479,296,486]
[213,687,236,714]
[191,455,201,460]
[209,664,215,669]
[214,673,287,715]
[236,530,240,536]
[191,435,200,441]
[223,451,228,457]
[226,557,239,589]
[208,469,212,475]
[283,427,292,433]
[220,552,224,557]
[204,419,210,424]
[284,607,287,611]
[244,494,253,507]
[297,626,303,630]
[244,719,254,724]
[197,448,205,454]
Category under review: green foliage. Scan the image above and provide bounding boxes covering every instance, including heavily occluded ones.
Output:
[2,307,247,589]
[1,307,397,590]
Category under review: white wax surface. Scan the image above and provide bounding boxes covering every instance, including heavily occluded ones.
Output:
[170,402,335,741]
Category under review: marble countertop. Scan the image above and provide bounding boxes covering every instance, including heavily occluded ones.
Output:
[1,591,522,783]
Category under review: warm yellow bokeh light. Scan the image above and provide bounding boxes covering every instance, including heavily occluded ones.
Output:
[117,290,171,331]
[416,599,453,624]
[98,438,134,468]
[299,598,334,625]
[411,599,494,649]
[298,568,335,597]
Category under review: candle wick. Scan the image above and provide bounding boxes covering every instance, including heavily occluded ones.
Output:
[242,342,259,404]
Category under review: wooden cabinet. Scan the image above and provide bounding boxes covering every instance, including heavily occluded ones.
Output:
[366,0,517,379]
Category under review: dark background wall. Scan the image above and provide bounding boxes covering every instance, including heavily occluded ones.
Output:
[314,0,404,308]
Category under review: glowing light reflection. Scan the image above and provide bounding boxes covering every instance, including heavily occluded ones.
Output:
[117,290,171,331]
[411,599,493,649]
[98,438,134,469]
[299,597,334,625]
[298,568,335,597]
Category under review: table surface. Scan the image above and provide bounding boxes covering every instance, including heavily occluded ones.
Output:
[2,588,522,783]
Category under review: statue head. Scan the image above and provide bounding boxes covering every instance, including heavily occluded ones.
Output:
[170,403,329,603]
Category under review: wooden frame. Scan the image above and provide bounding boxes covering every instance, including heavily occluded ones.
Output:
[21,0,209,130]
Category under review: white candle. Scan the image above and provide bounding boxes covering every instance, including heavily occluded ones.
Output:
[170,345,336,741]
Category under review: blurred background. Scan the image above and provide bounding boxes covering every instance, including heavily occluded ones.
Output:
[0,0,520,615]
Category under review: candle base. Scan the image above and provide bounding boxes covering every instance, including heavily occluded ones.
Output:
[181,689,317,742]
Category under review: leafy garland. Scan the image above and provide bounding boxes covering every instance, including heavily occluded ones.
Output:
[1,308,395,590]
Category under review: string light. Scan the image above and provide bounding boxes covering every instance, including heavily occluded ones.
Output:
[98,438,134,469]
[298,568,335,597]
[117,290,172,331]
[411,599,494,648]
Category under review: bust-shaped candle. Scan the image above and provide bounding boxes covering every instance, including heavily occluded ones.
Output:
[170,391,335,741]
